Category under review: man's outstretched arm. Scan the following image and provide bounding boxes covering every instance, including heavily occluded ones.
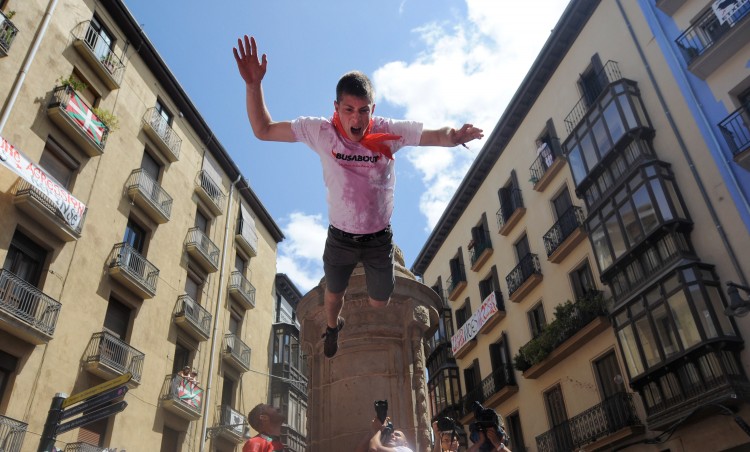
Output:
[233,35,295,142]
[419,124,484,147]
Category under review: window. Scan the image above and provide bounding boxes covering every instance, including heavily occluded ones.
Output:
[449,251,466,287]
[470,213,492,259]
[172,342,190,375]
[594,351,622,399]
[479,266,501,302]
[570,261,597,300]
[141,151,161,182]
[455,299,472,329]
[184,270,203,303]
[463,359,481,403]
[578,55,605,106]
[514,235,530,262]
[235,253,247,275]
[77,417,107,447]
[428,366,461,419]
[544,385,572,450]
[103,297,131,340]
[528,303,546,338]
[3,231,46,286]
[160,426,181,452]
[123,218,147,254]
[86,15,114,62]
[195,209,209,234]
[40,140,78,188]
[498,171,523,223]
[155,99,173,126]
[228,310,242,335]
[489,333,513,390]
[221,376,236,408]
[505,411,526,452]
[0,350,18,405]
[71,68,99,106]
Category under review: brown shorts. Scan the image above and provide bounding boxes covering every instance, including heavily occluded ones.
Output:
[322,225,395,301]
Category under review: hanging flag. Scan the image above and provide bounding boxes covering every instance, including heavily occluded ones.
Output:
[0,135,87,230]
[64,89,106,144]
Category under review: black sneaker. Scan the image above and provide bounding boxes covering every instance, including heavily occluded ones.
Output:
[321,317,345,358]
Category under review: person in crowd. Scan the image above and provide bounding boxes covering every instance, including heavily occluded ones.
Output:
[244,403,285,452]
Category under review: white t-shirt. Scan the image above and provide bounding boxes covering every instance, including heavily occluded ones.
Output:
[291,116,423,234]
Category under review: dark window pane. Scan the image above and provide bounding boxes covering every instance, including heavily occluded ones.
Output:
[633,186,658,234]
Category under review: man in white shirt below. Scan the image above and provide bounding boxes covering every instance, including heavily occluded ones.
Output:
[234,35,483,358]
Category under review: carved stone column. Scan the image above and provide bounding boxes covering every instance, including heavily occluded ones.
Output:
[297,248,440,452]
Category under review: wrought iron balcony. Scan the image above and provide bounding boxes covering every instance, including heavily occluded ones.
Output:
[0,413,27,452]
[0,10,19,57]
[142,107,182,163]
[496,188,525,236]
[457,384,485,422]
[271,362,308,395]
[195,170,226,216]
[0,269,61,344]
[281,425,307,452]
[209,404,247,444]
[529,138,564,192]
[160,374,203,421]
[564,60,622,134]
[236,216,259,257]
[47,85,109,156]
[543,206,586,263]
[64,442,107,452]
[506,253,542,301]
[675,3,750,78]
[71,21,125,89]
[83,331,144,384]
[228,271,256,310]
[481,364,518,407]
[469,236,493,271]
[125,169,173,224]
[13,179,87,242]
[107,242,159,298]
[536,392,642,452]
[173,294,211,342]
[222,333,251,372]
[185,227,220,273]
[446,271,467,301]
[719,103,750,171]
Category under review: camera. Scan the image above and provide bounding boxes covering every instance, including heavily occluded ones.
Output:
[436,416,455,433]
[374,400,394,438]
[468,402,508,452]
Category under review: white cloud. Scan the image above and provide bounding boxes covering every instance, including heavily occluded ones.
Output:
[374,0,570,231]
[276,212,327,293]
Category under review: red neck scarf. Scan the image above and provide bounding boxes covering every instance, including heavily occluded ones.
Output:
[332,111,401,160]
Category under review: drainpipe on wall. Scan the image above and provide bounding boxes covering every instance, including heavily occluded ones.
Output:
[0,0,59,134]
[199,173,242,451]
[617,0,748,286]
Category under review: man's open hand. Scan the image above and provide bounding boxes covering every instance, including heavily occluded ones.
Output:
[233,35,267,86]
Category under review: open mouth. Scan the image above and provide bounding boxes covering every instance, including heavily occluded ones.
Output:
[350,126,363,136]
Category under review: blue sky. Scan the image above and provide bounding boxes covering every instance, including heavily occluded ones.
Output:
[122,0,571,292]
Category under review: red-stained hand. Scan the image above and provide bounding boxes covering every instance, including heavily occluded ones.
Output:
[233,35,267,86]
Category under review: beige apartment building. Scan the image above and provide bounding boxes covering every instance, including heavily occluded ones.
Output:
[413,0,750,451]
[0,0,287,451]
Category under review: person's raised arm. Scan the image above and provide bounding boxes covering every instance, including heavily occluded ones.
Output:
[419,124,484,147]
[233,35,295,142]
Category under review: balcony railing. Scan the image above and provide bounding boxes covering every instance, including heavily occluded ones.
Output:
[210,404,247,443]
[446,271,467,300]
[535,392,642,452]
[529,138,563,185]
[125,169,173,223]
[719,103,750,158]
[142,107,182,162]
[185,227,220,272]
[564,60,622,133]
[71,21,125,88]
[0,10,19,56]
[173,294,211,341]
[195,170,226,215]
[84,331,145,383]
[481,363,516,401]
[496,188,524,231]
[0,413,27,452]
[506,253,541,297]
[543,206,585,257]
[675,3,750,66]
[281,425,307,452]
[107,242,159,298]
[457,384,485,420]
[160,374,203,420]
[14,179,88,241]
[64,442,107,452]
[469,236,493,267]
[236,216,259,257]
[272,362,308,395]
[228,271,256,310]
[223,333,251,372]
[47,85,109,156]
[0,269,61,341]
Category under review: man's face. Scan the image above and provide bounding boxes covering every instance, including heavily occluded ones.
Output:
[334,94,374,142]
[385,430,408,448]
[264,405,286,425]
[440,433,459,451]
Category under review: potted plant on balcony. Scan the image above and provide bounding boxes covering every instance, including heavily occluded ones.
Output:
[100,54,117,74]
[56,75,88,93]
[92,107,120,133]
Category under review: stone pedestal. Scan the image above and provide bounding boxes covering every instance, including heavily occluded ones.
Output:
[297,250,440,452]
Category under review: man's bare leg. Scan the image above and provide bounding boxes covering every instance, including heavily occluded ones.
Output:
[368,297,390,308]
[325,288,345,329]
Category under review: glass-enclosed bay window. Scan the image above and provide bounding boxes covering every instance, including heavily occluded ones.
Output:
[613,264,737,380]
[428,366,462,419]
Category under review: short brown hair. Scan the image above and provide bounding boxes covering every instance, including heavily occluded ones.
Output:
[336,71,374,104]
[247,403,269,432]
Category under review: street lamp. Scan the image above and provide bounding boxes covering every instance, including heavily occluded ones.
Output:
[725,281,750,317]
